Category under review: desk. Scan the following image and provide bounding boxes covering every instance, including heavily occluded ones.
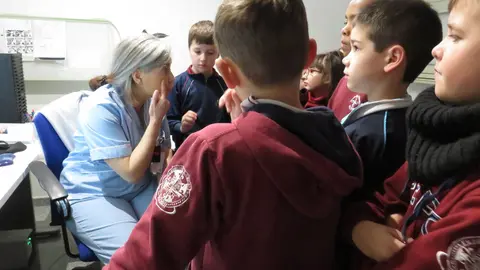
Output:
[0,143,42,269]
[0,143,41,209]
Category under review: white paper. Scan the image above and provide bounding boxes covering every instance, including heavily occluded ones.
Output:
[32,20,66,59]
[0,19,34,61]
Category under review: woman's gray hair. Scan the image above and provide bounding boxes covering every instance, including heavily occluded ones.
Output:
[109,34,171,102]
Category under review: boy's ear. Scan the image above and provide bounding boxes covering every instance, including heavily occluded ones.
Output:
[305,39,318,68]
[384,45,406,73]
[216,58,241,89]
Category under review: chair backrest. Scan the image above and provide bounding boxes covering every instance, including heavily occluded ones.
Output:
[32,90,91,177]
[33,112,70,226]
[33,113,69,179]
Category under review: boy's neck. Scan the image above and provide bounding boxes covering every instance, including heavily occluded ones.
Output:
[191,66,213,78]
[238,83,303,109]
[366,82,409,102]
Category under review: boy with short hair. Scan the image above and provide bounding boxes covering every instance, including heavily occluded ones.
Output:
[342,0,442,199]
[343,0,480,268]
[328,0,374,120]
[167,20,229,149]
[105,0,363,269]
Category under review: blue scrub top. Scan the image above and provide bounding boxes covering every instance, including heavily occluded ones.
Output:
[60,85,171,202]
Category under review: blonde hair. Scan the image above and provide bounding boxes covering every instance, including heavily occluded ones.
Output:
[214,0,309,87]
[109,34,171,103]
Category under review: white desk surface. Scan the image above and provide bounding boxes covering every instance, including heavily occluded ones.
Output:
[0,143,42,209]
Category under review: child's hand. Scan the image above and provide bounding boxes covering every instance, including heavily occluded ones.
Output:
[386,214,404,229]
[219,89,243,120]
[180,111,197,133]
[352,221,410,262]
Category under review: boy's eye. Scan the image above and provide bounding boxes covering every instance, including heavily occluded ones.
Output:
[448,34,460,42]
[352,45,359,51]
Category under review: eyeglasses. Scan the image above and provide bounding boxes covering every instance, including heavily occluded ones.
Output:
[306,68,322,76]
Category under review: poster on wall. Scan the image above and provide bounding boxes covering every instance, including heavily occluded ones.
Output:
[5,29,34,56]
[0,18,67,61]
[0,19,34,61]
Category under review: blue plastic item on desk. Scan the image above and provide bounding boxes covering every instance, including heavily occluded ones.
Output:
[0,153,15,167]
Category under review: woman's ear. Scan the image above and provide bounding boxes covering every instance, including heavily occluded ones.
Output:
[132,70,143,86]
[216,58,240,89]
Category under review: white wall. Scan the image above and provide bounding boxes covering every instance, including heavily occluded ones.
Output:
[2,0,350,79]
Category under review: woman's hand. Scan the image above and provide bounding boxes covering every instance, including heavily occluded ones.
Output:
[149,81,170,126]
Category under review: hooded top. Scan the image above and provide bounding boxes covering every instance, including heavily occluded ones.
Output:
[343,87,480,270]
[105,97,362,270]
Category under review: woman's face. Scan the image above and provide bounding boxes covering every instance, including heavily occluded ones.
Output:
[140,62,174,97]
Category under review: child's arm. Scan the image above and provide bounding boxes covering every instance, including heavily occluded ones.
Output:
[167,78,185,139]
[341,164,410,257]
[105,133,222,270]
[369,194,480,269]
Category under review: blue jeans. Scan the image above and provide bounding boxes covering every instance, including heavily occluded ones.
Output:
[66,180,157,264]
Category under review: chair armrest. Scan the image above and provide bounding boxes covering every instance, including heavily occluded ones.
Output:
[29,161,68,201]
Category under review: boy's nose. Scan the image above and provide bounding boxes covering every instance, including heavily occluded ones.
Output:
[432,42,443,61]
[341,25,350,36]
[342,54,350,66]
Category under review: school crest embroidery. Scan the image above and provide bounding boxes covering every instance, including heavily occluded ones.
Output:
[155,165,192,215]
[437,236,480,270]
[349,95,362,111]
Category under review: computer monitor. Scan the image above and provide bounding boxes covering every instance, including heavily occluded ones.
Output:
[0,53,28,123]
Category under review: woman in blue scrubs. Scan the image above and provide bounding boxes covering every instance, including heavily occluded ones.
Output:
[60,34,174,264]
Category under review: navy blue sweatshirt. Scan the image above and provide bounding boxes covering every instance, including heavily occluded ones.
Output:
[167,66,230,149]
[341,97,412,200]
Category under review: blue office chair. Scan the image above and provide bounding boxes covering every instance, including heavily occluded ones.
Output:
[30,112,98,262]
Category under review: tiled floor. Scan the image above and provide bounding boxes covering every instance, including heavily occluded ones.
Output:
[33,200,102,270]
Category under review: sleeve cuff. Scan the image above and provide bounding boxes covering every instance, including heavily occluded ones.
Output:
[172,122,182,133]
[90,144,132,161]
